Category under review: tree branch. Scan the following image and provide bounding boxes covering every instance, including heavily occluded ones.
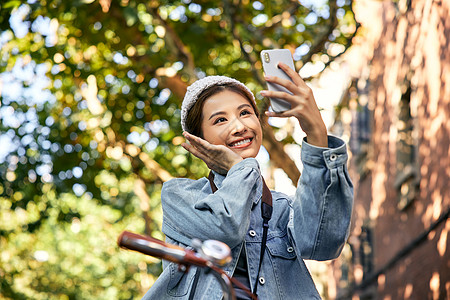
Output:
[301,0,339,65]
[134,177,159,235]
[147,4,197,81]
[303,0,361,80]
[261,0,302,33]
[224,0,301,183]
[261,115,301,183]
[157,74,188,100]
[224,0,265,87]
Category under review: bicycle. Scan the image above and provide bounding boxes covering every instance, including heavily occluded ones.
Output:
[117,231,257,300]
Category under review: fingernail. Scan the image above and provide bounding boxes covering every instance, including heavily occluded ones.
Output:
[260,90,267,96]
[264,76,272,80]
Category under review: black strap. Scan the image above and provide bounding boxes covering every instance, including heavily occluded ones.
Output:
[208,171,272,298]
[253,180,272,297]
[188,268,201,300]
[208,171,218,193]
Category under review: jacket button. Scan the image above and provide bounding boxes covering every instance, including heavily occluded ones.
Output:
[259,276,265,285]
[330,154,337,161]
[287,246,294,253]
[249,230,256,237]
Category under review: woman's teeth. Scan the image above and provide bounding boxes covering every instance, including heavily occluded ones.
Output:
[231,138,251,147]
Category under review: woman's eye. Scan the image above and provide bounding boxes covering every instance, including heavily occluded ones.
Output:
[214,117,227,124]
[240,110,251,116]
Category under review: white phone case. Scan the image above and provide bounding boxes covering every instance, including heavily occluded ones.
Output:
[260,49,295,112]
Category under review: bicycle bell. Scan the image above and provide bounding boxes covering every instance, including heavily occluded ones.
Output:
[193,239,232,267]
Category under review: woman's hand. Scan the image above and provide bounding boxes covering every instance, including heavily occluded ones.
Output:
[260,62,328,148]
[182,132,243,175]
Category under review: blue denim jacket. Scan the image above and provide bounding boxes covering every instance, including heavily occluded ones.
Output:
[142,136,353,300]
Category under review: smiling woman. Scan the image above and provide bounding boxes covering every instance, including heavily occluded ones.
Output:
[183,77,259,137]
[142,73,353,300]
[182,77,262,171]
[201,90,262,157]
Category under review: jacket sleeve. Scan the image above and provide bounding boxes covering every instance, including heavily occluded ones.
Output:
[161,158,262,248]
[288,135,354,261]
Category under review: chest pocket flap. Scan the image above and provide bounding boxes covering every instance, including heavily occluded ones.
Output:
[167,262,197,296]
[266,233,296,259]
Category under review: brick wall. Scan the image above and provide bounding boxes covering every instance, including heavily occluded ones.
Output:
[331,0,450,299]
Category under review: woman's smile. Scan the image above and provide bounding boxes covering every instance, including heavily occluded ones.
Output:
[228,137,253,148]
[200,90,262,159]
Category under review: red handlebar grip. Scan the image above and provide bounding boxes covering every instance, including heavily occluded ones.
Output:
[117,231,208,267]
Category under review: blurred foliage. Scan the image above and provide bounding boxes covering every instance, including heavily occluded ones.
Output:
[0,0,356,298]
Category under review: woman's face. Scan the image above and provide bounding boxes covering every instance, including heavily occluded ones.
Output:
[200,90,262,159]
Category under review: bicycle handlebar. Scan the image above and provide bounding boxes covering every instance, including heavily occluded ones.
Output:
[118,231,209,267]
[117,231,257,300]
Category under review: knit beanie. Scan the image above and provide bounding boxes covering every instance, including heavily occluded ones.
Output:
[181,76,255,132]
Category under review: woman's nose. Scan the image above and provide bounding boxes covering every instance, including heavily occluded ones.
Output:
[230,118,246,134]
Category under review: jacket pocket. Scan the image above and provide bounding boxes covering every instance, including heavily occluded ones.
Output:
[266,233,296,259]
[167,263,198,297]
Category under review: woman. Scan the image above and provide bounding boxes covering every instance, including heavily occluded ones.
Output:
[143,62,353,299]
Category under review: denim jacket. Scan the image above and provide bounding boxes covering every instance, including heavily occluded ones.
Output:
[142,136,353,300]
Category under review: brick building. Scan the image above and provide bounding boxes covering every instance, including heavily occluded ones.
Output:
[328,0,449,299]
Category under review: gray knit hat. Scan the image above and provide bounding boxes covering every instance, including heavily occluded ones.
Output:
[181,76,255,132]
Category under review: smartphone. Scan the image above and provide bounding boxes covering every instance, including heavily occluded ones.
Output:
[260,49,295,112]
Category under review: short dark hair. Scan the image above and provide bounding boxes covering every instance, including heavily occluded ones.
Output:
[184,83,259,137]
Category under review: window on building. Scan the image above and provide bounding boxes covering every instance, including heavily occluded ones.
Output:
[348,78,373,179]
[337,243,355,292]
[394,82,419,210]
[340,224,375,299]
[360,225,374,279]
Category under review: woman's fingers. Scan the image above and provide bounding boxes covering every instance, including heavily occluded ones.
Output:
[182,132,215,159]
[265,74,299,95]
[182,142,208,161]
[264,62,311,97]
[183,132,212,154]
[260,89,297,103]
[261,64,328,147]
[265,108,300,118]
[277,62,306,87]
[183,131,204,146]
[182,131,243,174]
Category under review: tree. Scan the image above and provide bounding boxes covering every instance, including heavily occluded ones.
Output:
[0,0,358,298]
